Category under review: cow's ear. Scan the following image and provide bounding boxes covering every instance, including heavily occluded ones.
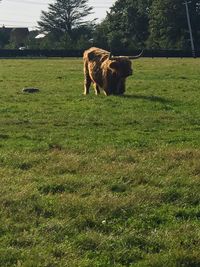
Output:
[109,61,119,69]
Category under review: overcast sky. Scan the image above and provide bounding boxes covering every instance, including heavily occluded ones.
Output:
[0,0,116,30]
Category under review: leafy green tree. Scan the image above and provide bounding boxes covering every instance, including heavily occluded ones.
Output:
[101,0,152,50]
[148,0,200,49]
[72,24,94,48]
[188,0,200,49]
[38,0,94,42]
[93,19,110,49]
[94,0,200,51]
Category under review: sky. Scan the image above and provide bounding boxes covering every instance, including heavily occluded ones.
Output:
[0,0,116,30]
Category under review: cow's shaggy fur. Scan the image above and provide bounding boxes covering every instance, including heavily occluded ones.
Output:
[83,47,133,96]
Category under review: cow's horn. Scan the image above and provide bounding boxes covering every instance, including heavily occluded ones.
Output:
[109,53,119,60]
[128,50,143,59]
[109,50,143,60]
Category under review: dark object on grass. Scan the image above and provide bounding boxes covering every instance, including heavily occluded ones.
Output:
[22,88,40,93]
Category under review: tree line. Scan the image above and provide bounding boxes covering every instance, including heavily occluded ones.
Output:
[1,0,200,50]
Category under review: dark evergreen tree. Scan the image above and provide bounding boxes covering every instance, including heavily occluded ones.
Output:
[38,0,94,41]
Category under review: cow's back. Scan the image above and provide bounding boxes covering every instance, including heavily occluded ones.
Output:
[83,47,110,87]
[83,47,109,63]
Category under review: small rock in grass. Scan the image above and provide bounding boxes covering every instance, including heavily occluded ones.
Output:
[22,88,40,93]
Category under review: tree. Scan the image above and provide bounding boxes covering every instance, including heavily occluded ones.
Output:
[38,0,94,41]
[93,19,110,49]
[99,0,152,51]
[0,26,10,48]
[148,0,200,49]
[94,0,200,51]
[187,0,200,49]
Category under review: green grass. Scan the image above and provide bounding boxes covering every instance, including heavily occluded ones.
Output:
[0,58,200,267]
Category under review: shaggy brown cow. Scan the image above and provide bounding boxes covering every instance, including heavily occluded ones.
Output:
[83,47,143,96]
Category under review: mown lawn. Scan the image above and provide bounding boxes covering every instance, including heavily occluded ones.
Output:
[0,57,200,267]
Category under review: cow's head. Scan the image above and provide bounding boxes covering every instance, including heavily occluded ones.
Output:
[108,51,143,78]
[109,58,132,77]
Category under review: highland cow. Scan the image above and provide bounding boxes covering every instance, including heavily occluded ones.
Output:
[83,47,143,96]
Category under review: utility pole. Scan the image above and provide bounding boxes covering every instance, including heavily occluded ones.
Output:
[183,1,196,58]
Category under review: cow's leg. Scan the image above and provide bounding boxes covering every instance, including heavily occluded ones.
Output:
[94,83,100,95]
[116,79,126,95]
[83,62,92,95]
[103,75,112,96]
[103,89,112,96]
[84,75,92,95]
[103,86,111,96]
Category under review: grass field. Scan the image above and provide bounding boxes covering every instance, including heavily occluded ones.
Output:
[0,57,200,267]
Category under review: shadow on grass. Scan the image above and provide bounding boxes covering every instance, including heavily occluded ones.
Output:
[123,94,172,104]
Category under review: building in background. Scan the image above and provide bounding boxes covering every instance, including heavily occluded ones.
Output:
[0,26,29,48]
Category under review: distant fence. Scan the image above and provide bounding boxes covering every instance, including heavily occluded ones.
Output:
[0,49,84,58]
[110,49,200,58]
[142,50,199,58]
[0,49,199,58]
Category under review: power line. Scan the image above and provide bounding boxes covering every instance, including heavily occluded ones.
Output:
[6,0,49,5]
[0,0,114,28]
[6,0,113,8]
